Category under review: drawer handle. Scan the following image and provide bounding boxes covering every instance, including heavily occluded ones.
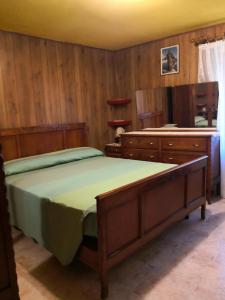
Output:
[168,143,173,146]
[193,144,200,148]
[148,141,154,145]
[129,153,134,157]
[168,157,174,160]
[149,155,155,159]
[129,140,133,144]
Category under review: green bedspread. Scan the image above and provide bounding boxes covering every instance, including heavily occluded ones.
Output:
[5,148,176,265]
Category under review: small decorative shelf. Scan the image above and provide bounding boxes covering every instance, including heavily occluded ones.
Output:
[107,97,131,143]
[107,98,131,105]
[108,120,131,127]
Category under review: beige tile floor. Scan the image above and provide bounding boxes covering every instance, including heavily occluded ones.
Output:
[13,198,225,300]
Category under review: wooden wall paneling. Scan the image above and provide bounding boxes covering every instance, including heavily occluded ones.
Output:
[148,40,160,86]
[73,47,84,122]
[75,46,116,148]
[115,49,134,127]
[1,24,225,149]
[92,49,102,147]
[91,49,102,147]
[0,32,20,128]
[130,47,140,129]
[82,47,97,147]
[12,34,36,127]
[29,37,47,125]
[103,51,115,146]
[0,30,117,149]
[106,52,119,143]
[56,42,77,124]
[100,50,113,144]
[0,58,6,127]
[0,33,9,128]
[40,40,62,124]
[114,23,225,131]
[0,32,117,148]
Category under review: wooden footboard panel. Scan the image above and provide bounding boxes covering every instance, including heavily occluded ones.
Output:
[95,156,207,298]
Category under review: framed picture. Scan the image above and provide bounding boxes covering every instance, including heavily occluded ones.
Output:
[161,45,179,75]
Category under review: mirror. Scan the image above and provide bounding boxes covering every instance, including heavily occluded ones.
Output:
[136,82,218,129]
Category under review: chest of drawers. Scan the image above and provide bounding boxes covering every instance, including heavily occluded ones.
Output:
[121,131,220,203]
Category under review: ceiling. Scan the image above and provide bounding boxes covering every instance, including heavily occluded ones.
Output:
[1,0,225,50]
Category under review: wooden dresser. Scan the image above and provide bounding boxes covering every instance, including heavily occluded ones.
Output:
[0,150,20,300]
[121,130,220,203]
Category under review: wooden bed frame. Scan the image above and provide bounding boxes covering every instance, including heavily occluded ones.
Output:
[0,123,207,299]
[0,123,87,161]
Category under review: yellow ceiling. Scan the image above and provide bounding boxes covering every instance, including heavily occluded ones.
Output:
[1,0,225,50]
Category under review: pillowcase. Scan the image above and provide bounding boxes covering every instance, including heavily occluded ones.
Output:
[4,147,103,176]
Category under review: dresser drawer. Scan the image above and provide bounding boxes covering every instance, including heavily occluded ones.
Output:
[141,150,160,162]
[162,151,202,164]
[162,137,207,152]
[122,136,158,149]
[123,148,159,162]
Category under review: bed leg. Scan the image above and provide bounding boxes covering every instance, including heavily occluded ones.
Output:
[201,203,206,220]
[206,190,211,205]
[100,269,108,299]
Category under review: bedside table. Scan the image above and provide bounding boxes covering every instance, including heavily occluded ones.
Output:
[105,143,122,158]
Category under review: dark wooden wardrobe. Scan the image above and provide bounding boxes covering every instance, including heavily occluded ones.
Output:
[0,149,20,300]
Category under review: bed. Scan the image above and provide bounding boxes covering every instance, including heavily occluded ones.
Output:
[0,123,207,299]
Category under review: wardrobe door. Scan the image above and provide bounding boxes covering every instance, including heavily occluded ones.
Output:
[172,85,194,127]
[0,150,20,300]
[0,229,9,290]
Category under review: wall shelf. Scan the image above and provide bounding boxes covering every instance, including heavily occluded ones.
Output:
[108,120,131,127]
[107,98,131,105]
[107,97,131,143]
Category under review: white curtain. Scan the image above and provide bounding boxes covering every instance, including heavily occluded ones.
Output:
[198,40,225,197]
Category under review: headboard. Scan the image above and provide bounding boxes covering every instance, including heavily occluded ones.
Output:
[138,111,164,129]
[0,123,87,161]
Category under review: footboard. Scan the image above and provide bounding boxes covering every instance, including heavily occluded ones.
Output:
[96,156,207,298]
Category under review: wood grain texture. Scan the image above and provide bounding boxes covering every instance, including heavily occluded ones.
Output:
[1,24,225,148]
[0,148,20,299]
[93,155,207,298]
[0,31,117,149]
[0,123,87,161]
[114,23,225,129]
[121,131,220,203]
